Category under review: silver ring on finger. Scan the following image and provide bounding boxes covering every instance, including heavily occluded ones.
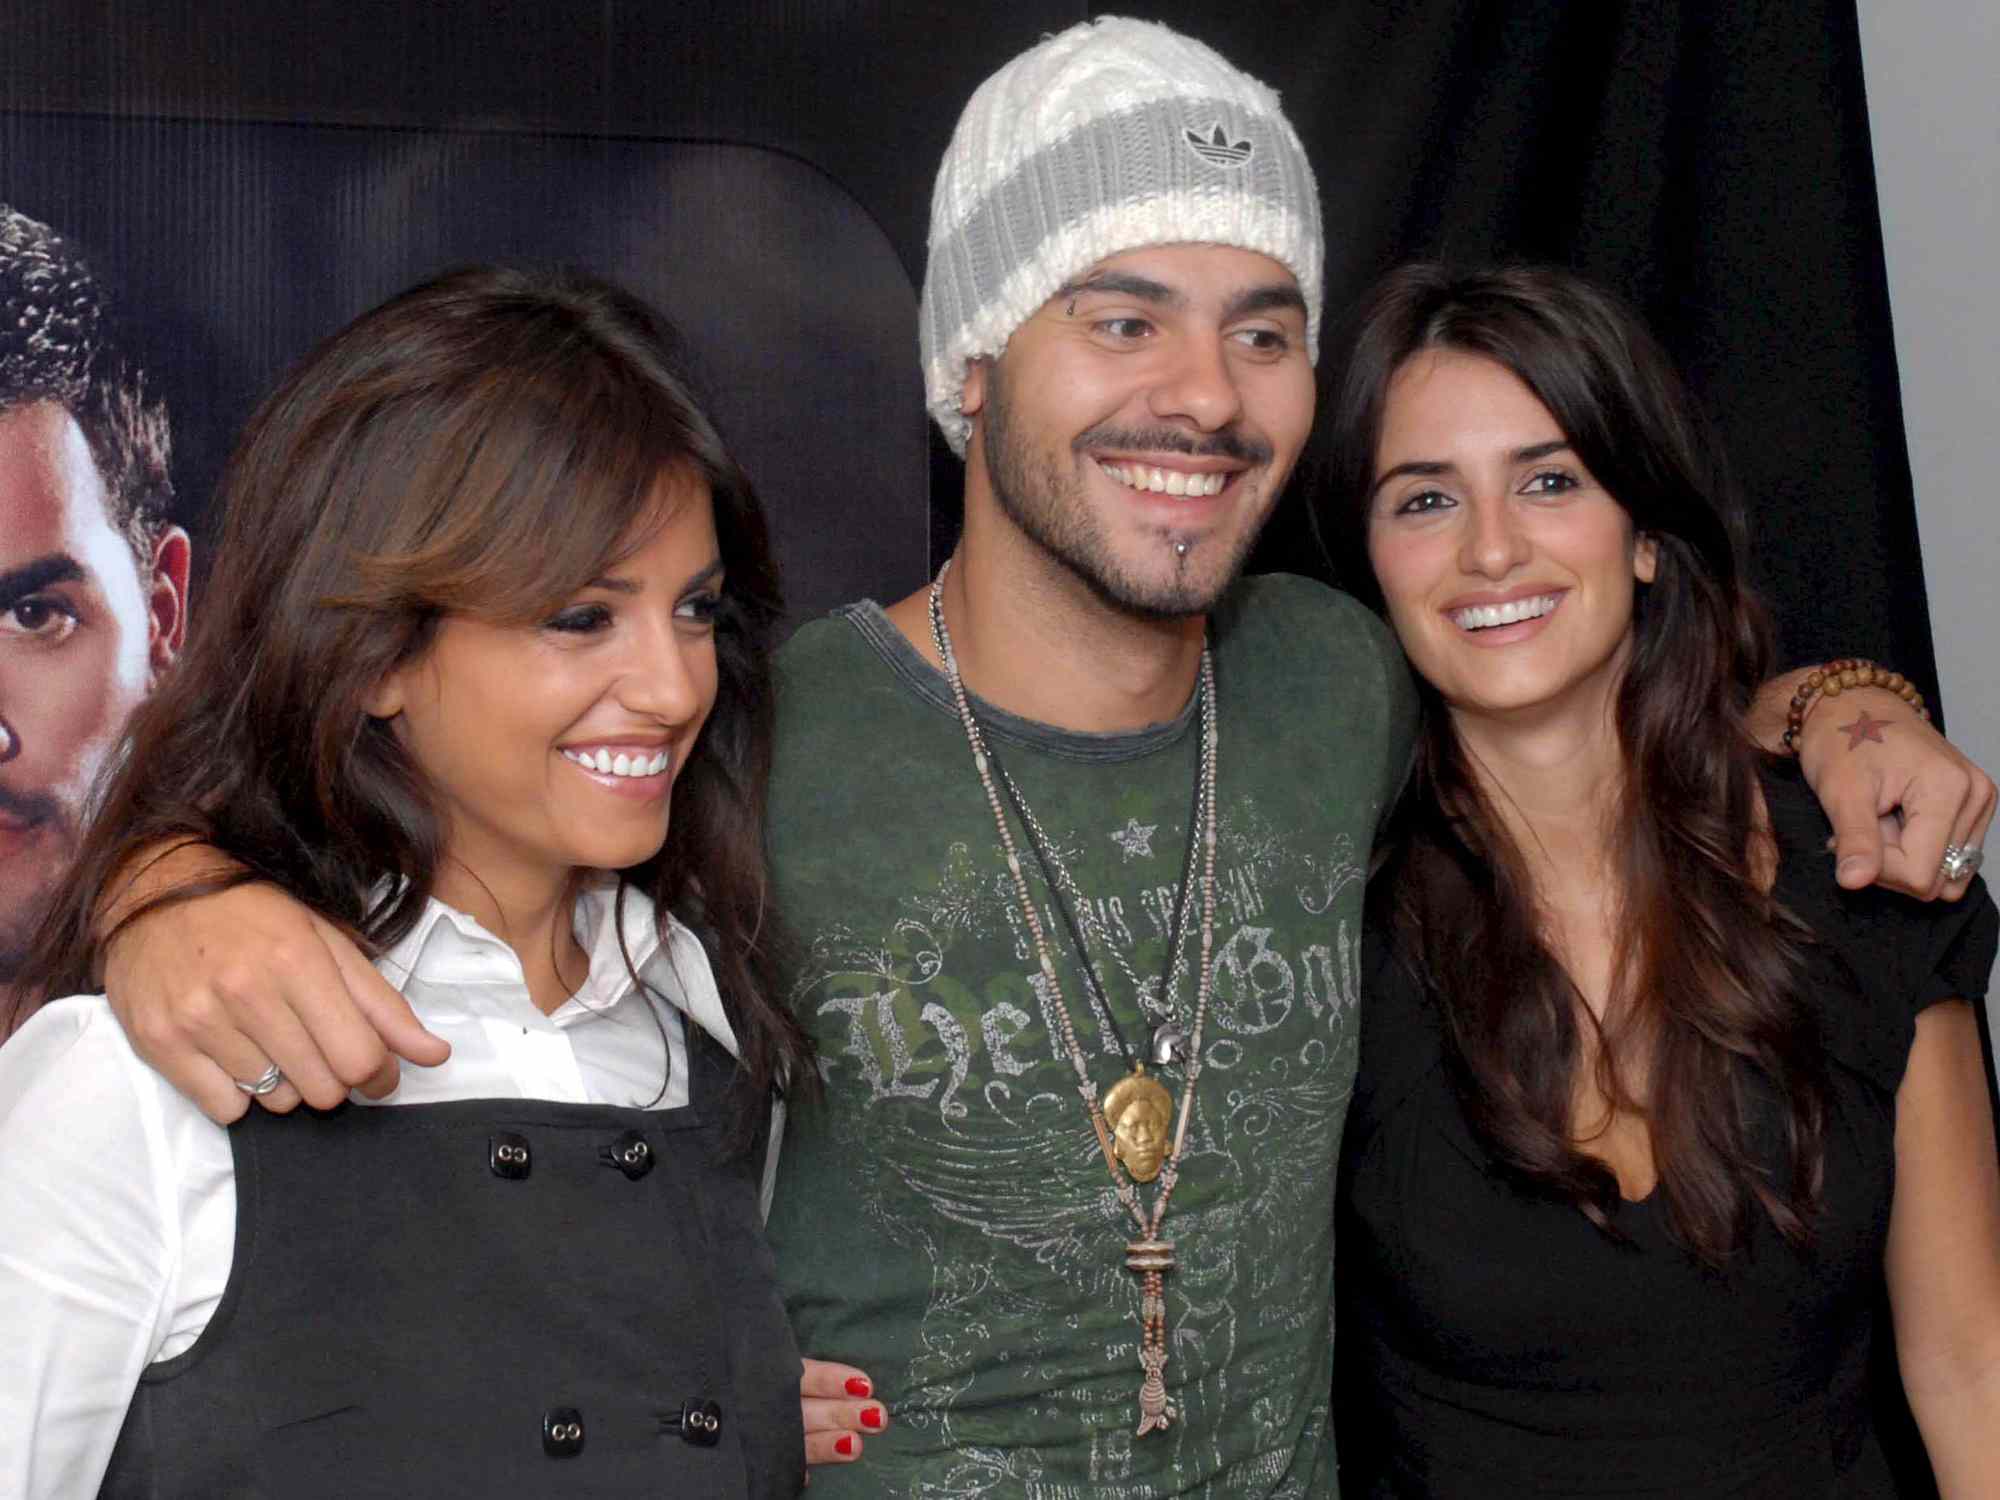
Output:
[1940,843,1984,883]
[234,1062,285,1097]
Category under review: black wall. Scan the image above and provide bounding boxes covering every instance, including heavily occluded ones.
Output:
[3,0,1936,694]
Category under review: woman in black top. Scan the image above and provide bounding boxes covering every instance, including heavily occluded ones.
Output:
[1325,263,2000,1496]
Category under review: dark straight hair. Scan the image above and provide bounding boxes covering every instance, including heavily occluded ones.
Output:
[1325,262,1826,1264]
[0,204,174,555]
[23,264,812,1126]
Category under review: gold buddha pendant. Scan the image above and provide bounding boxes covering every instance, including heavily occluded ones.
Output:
[1101,1066,1175,1183]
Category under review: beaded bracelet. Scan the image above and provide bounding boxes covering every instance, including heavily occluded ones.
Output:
[1780,658,1929,753]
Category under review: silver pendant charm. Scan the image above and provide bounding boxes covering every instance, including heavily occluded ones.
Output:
[1150,1023,1187,1067]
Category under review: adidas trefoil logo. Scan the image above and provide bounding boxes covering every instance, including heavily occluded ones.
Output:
[1185,123,1253,168]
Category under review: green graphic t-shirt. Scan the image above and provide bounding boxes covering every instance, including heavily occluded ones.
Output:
[765,574,1417,1498]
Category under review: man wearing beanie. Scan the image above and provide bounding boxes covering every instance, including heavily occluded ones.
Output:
[763,18,1412,1494]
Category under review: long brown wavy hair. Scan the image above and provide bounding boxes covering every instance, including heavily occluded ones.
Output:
[1325,263,1826,1264]
[21,265,812,1128]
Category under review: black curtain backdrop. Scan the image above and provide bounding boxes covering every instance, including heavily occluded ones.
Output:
[0,116,929,631]
[2,0,1937,695]
[0,3,1947,1493]
[1196,0,1932,697]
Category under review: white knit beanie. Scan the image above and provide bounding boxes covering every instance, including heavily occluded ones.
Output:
[920,16,1323,455]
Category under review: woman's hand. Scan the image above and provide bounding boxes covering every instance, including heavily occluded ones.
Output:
[101,844,448,1121]
[801,1357,886,1469]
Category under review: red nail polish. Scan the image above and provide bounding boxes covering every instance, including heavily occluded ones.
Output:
[861,1406,885,1431]
[844,1377,871,1398]
[835,1435,855,1457]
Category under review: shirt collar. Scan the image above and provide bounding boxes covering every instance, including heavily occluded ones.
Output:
[373,878,741,1059]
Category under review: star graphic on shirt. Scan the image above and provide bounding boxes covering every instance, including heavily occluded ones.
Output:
[1110,818,1158,860]
[1840,710,1890,749]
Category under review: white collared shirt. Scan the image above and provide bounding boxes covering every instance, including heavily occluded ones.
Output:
[0,883,740,1500]
[369,879,732,1112]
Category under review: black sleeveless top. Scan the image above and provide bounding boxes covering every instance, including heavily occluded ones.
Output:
[100,1031,804,1498]
[1337,764,1996,1497]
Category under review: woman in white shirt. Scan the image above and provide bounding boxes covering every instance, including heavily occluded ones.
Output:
[0,266,843,1497]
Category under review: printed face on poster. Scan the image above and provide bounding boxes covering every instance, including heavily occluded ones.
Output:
[0,116,929,1009]
[0,208,190,994]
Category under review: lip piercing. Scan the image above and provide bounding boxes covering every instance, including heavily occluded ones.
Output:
[1174,541,1190,557]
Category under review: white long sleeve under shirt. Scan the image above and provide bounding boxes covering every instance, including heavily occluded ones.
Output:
[0,881,747,1499]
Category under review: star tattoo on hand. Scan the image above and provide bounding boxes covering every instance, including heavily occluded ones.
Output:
[1839,710,1890,749]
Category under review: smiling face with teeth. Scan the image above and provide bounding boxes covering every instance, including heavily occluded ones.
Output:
[365,469,723,914]
[1367,350,1656,731]
[960,243,1314,619]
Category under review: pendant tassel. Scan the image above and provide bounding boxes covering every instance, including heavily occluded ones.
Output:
[1128,1239,1177,1434]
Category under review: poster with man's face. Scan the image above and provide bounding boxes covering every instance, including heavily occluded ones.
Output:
[0,208,189,1014]
[0,114,930,1018]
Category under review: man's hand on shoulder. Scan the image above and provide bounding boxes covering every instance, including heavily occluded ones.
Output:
[1755,668,1995,900]
[102,845,449,1123]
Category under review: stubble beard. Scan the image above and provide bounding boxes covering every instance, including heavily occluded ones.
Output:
[0,798,75,988]
[979,361,1274,621]
[0,870,56,987]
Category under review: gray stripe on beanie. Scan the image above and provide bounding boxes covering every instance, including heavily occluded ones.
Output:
[924,96,1310,372]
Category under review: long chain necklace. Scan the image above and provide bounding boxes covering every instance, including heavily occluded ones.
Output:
[928,559,1218,1437]
[990,727,1203,1069]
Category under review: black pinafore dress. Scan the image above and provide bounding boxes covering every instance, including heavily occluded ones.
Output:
[99,1030,803,1498]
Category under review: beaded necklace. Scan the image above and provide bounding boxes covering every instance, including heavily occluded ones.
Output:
[988,721,1204,1068]
[927,559,1218,1436]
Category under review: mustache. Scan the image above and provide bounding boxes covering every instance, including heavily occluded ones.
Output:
[1073,424,1273,466]
[0,781,61,831]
